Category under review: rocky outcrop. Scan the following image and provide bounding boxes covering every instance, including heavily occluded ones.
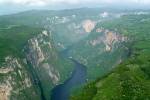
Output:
[90,28,127,51]
[0,29,73,100]
[82,20,96,33]
[68,26,129,80]
[0,56,39,100]
[0,83,12,100]
[42,63,60,85]
[0,68,13,74]
[25,30,60,85]
[24,30,73,100]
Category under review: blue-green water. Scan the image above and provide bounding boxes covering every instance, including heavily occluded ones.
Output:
[51,59,87,100]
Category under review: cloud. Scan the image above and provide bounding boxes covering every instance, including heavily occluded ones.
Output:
[0,0,150,7]
[0,0,49,6]
[0,0,85,7]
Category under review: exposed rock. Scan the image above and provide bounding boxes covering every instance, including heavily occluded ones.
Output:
[90,28,127,51]
[0,68,13,74]
[106,44,111,51]
[26,31,60,85]
[23,58,27,64]
[43,63,60,84]
[0,56,37,99]
[23,78,32,88]
[42,30,48,36]
[28,37,45,66]
[0,84,12,100]
[82,20,96,33]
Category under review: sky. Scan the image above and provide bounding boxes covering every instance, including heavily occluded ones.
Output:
[0,0,150,15]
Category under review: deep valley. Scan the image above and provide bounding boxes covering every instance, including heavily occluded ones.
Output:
[0,8,150,100]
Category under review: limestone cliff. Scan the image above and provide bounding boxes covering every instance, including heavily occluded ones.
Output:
[0,56,41,100]
[24,30,73,100]
[0,30,73,100]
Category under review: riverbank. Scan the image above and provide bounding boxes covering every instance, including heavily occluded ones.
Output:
[51,59,87,100]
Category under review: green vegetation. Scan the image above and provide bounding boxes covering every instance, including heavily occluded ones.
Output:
[68,22,128,80]
[71,14,150,100]
[71,52,150,100]
[0,25,42,62]
[1,9,150,100]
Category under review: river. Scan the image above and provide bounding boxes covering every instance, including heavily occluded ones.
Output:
[51,59,87,100]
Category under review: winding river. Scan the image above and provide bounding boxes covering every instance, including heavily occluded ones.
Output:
[51,59,87,100]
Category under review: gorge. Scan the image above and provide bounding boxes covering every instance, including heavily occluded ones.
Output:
[0,8,150,100]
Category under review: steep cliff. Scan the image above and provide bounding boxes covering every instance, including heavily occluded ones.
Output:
[0,25,43,100]
[0,25,73,100]
[0,56,41,100]
[24,30,73,100]
[68,26,129,80]
[1,8,149,100]
[71,12,150,100]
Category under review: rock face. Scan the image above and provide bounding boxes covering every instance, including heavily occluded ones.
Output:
[52,19,97,51]
[0,68,13,74]
[0,83,12,100]
[24,30,73,100]
[90,28,127,51]
[0,30,73,100]
[25,30,60,85]
[82,20,96,33]
[0,56,40,100]
[68,27,128,80]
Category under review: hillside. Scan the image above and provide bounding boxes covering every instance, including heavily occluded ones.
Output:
[71,13,150,100]
[0,21,73,100]
[0,8,150,100]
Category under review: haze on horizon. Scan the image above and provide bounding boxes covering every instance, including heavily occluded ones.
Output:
[0,0,150,15]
